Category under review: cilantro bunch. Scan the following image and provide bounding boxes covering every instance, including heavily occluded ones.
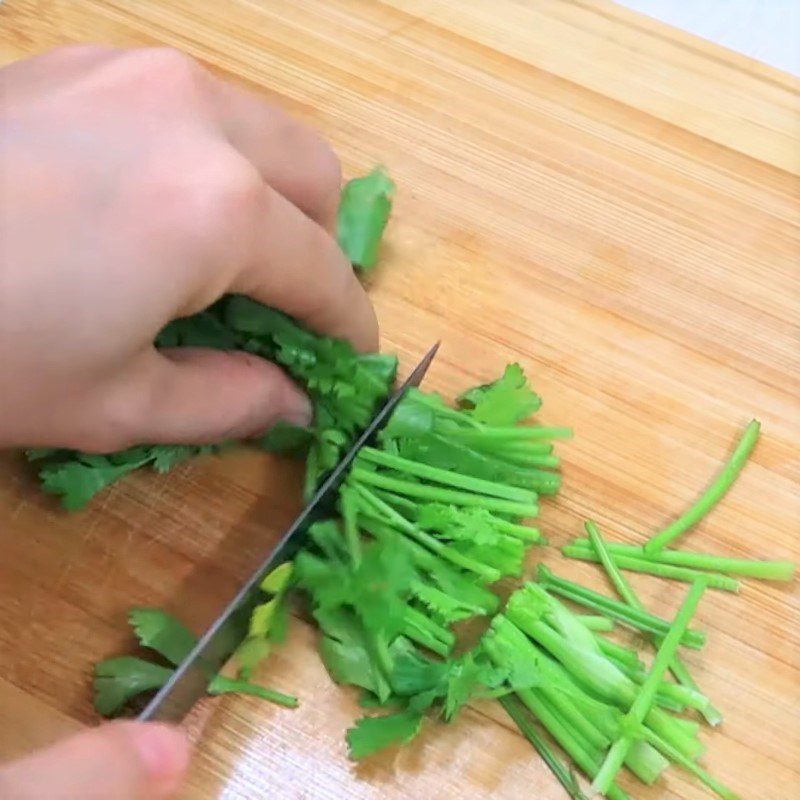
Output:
[26,169,398,509]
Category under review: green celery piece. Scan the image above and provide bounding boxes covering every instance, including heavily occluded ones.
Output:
[401,606,454,656]
[448,425,573,444]
[207,675,297,708]
[337,166,395,270]
[507,612,635,709]
[128,608,198,666]
[500,695,591,800]
[457,363,542,425]
[582,522,722,726]
[536,565,706,649]
[485,616,667,787]
[346,710,424,759]
[353,485,503,582]
[568,538,794,581]
[577,616,615,632]
[592,580,708,796]
[593,636,644,671]
[562,545,740,591]
[642,728,741,800]
[644,419,760,554]
[93,657,174,717]
[514,688,630,800]
[351,467,540,517]
[357,446,539,503]
[340,484,363,566]
[394,432,554,491]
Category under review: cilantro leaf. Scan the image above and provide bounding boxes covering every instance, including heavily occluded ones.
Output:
[337,167,396,271]
[93,656,174,717]
[128,608,198,666]
[346,710,424,759]
[442,652,506,721]
[458,363,541,425]
[257,422,314,456]
[39,456,148,510]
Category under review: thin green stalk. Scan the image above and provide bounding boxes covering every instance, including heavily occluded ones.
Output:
[500,695,591,800]
[578,615,615,633]
[644,420,760,554]
[207,676,298,708]
[563,545,740,592]
[580,524,722,725]
[358,446,539,503]
[450,426,573,443]
[536,566,706,649]
[353,484,501,581]
[568,539,794,581]
[592,580,707,795]
[593,637,644,670]
[642,728,741,800]
[515,689,631,800]
[401,606,454,656]
[339,485,362,566]
[351,467,540,517]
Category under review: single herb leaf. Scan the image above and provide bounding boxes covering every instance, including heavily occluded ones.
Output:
[93,656,174,717]
[346,710,424,759]
[128,608,198,667]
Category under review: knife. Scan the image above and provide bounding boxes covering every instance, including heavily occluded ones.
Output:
[138,342,440,722]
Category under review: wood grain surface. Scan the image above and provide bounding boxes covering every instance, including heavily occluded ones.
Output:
[1,1,798,798]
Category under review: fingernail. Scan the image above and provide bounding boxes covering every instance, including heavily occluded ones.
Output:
[130,723,190,792]
[282,391,314,428]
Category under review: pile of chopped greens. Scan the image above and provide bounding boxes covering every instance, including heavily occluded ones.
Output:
[26,166,796,799]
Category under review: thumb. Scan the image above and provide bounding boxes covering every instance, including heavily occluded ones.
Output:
[0,721,190,800]
[118,347,313,445]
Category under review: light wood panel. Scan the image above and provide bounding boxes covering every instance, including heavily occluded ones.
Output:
[1,1,798,798]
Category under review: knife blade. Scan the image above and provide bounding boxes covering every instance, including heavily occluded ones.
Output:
[138,342,440,722]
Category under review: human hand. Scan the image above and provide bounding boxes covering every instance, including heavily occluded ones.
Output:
[0,45,378,451]
[0,721,189,800]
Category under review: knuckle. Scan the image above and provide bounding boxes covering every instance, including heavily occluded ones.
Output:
[189,153,265,240]
[132,46,200,83]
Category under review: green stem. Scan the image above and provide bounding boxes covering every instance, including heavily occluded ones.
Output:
[353,485,501,582]
[578,615,615,633]
[568,539,793,581]
[644,419,760,554]
[207,675,298,708]
[536,565,706,649]
[351,467,540,517]
[592,580,707,795]
[450,426,573,443]
[340,485,362,566]
[563,545,740,592]
[357,446,538,502]
[642,728,741,800]
[401,607,454,656]
[580,523,723,725]
[500,695,591,800]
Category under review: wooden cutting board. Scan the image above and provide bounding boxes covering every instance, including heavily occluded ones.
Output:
[1,1,798,798]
